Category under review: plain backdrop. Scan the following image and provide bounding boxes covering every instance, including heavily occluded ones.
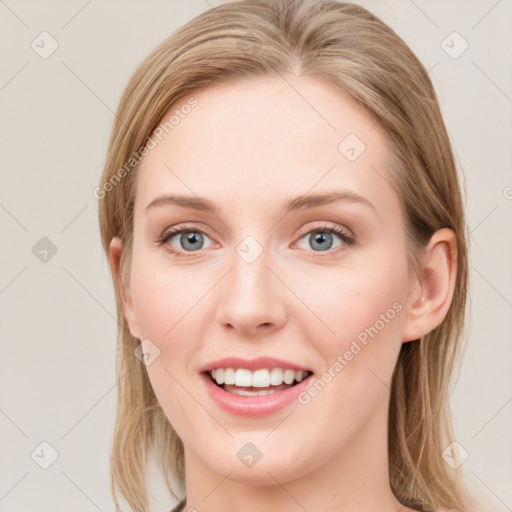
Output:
[1,1,511,511]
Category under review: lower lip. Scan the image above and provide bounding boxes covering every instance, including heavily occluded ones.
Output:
[200,372,313,417]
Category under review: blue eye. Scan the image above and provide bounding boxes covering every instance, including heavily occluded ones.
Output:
[296,225,354,253]
[157,222,354,258]
[158,224,213,257]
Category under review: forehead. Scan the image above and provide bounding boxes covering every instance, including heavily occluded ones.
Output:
[135,73,397,217]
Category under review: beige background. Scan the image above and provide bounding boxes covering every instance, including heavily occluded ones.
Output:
[1,1,511,511]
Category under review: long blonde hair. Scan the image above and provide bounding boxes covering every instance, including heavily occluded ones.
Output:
[97,1,472,510]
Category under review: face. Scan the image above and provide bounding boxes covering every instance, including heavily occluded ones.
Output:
[114,74,417,484]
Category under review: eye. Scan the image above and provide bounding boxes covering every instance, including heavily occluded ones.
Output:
[295,223,354,256]
[157,223,214,257]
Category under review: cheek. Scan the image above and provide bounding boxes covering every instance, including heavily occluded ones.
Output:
[303,264,405,343]
[292,268,406,438]
[128,255,208,403]
[300,252,408,384]
[129,266,197,429]
[130,254,200,341]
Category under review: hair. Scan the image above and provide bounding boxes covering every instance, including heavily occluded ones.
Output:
[97,1,473,511]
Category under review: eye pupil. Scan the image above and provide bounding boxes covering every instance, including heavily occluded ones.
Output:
[182,231,203,250]
[310,232,332,251]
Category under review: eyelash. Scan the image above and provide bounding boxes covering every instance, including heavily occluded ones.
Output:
[156,222,355,259]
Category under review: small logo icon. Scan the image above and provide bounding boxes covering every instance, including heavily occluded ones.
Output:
[31,441,59,469]
[134,338,161,366]
[236,236,263,264]
[31,31,59,59]
[338,133,366,161]
[236,442,263,468]
[441,31,469,59]
[441,441,469,469]
[32,237,58,263]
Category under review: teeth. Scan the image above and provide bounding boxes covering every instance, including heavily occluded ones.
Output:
[210,368,309,387]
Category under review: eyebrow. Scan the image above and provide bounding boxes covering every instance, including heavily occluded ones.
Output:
[145,190,375,214]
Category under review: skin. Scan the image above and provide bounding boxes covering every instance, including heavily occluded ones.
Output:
[109,73,457,512]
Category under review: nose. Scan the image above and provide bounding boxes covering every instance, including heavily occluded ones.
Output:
[215,245,287,336]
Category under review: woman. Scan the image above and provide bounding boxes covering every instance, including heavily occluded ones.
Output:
[97,1,476,510]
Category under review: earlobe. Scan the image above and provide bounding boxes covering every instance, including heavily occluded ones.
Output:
[402,228,458,343]
[108,237,141,339]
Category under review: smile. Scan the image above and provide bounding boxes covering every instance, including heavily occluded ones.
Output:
[201,369,315,416]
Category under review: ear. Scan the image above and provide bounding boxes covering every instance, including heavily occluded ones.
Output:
[108,237,141,339]
[402,228,458,343]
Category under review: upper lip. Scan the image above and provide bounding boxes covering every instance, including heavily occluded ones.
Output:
[199,357,313,373]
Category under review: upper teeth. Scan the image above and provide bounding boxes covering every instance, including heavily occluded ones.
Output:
[210,368,309,387]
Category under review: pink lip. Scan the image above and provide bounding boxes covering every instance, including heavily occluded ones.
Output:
[201,372,314,417]
[199,356,311,373]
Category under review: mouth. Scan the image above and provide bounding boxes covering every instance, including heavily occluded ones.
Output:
[202,368,314,396]
[200,366,315,416]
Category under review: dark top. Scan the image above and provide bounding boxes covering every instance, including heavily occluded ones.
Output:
[170,497,186,512]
